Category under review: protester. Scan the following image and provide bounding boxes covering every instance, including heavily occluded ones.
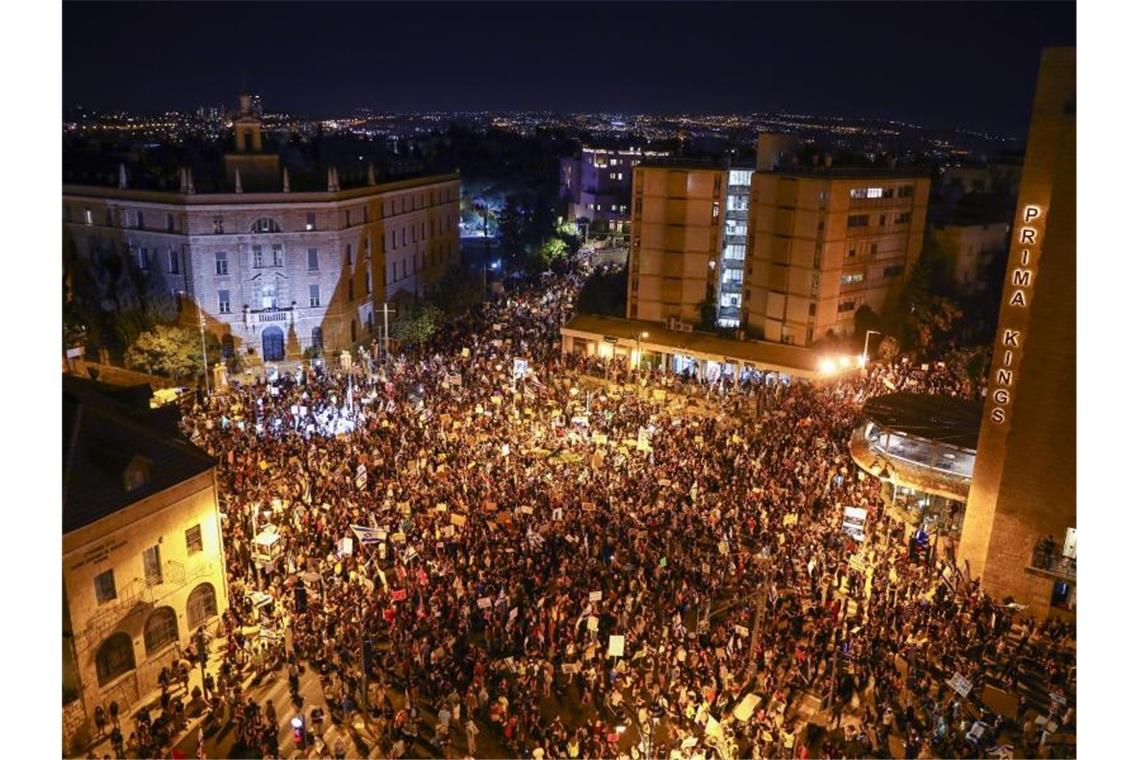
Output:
[173,262,1074,759]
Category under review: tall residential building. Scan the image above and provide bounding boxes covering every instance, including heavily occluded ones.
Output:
[626,160,725,325]
[560,147,668,237]
[63,95,460,363]
[746,168,930,345]
[626,158,930,346]
[957,47,1076,619]
[62,377,229,753]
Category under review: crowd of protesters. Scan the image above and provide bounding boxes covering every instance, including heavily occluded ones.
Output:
[153,263,1076,760]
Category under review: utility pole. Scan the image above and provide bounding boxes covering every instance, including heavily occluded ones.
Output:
[379,302,394,362]
[745,556,770,687]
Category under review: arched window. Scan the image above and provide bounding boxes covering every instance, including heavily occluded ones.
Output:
[186,582,218,630]
[250,218,281,234]
[96,632,136,686]
[144,607,179,656]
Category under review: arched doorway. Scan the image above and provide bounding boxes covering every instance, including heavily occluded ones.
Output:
[96,632,136,686]
[143,606,179,656]
[186,582,219,630]
[262,326,285,361]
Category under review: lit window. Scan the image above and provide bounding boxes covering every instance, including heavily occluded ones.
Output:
[251,218,280,233]
[867,188,883,199]
[84,208,93,225]
[841,272,865,285]
[253,245,264,268]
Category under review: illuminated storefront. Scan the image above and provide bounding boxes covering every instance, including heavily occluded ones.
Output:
[850,393,981,541]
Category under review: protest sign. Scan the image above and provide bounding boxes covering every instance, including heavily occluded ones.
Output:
[589,590,603,602]
[477,597,492,610]
[607,635,625,657]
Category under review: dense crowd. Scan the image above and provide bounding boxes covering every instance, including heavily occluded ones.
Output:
[165,265,1073,760]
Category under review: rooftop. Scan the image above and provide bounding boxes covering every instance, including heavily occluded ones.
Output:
[562,313,837,380]
[62,376,215,534]
[861,392,982,450]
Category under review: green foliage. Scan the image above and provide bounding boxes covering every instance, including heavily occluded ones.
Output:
[888,256,963,356]
[392,303,444,345]
[537,237,568,268]
[878,335,900,362]
[125,324,220,379]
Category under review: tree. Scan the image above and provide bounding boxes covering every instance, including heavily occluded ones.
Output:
[878,335,900,362]
[392,303,443,345]
[536,237,568,269]
[125,324,220,379]
[889,257,963,356]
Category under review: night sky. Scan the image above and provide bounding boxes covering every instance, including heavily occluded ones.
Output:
[63,1,1074,136]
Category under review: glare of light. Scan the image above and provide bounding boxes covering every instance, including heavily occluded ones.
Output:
[818,358,837,374]
[291,717,303,729]
[856,354,868,368]
[838,356,850,369]
[640,331,649,339]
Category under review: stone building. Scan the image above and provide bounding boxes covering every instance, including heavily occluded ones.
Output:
[62,377,228,754]
[63,95,461,362]
[958,48,1076,619]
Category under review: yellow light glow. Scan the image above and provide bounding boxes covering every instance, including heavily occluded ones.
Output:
[819,358,837,374]
[597,343,613,358]
[838,356,850,369]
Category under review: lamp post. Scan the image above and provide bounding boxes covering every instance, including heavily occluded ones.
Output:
[862,330,882,363]
[634,331,649,393]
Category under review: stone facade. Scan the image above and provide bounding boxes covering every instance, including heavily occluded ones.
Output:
[63,174,461,361]
[63,469,229,752]
[957,48,1076,619]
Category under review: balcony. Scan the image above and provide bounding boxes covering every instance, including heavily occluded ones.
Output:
[1027,550,1076,582]
[250,305,294,323]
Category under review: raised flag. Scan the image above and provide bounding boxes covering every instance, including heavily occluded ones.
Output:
[350,524,387,544]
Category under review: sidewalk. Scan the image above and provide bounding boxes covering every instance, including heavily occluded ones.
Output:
[78,635,250,759]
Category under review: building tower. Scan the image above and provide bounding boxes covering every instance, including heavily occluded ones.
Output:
[957,47,1076,618]
[224,93,279,191]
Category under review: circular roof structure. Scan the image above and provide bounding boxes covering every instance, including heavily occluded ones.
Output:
[861,392,982,451]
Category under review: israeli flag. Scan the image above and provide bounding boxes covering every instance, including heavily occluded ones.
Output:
[350,524,387,544]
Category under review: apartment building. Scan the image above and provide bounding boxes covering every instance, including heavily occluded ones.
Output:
[560,147,668,237]
[747,168,931,345]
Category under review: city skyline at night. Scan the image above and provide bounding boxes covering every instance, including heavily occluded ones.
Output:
[64,1,1074,135]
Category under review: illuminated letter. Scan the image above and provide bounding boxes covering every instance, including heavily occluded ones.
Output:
[1003,350,1013,366]
[991,408,1006,424]
[993,389,1010,404]
[1023,205,1041,223]
[1002,330,1020,348]
[1012,269,1033,287]
[1010,290,1028,307]
[1019,228,1037,244]
[1020,250,1031,266]
[996,369,1013,386]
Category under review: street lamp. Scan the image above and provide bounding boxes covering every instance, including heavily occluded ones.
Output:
[634,331,649,391]
[862,330,882,363]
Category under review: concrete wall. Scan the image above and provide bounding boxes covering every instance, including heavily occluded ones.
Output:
[628,166,723,325]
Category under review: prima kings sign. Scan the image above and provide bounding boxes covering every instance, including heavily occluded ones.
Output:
[988,203,1046,425]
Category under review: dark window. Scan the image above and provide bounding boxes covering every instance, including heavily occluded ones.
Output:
[898,185,914,198]
[884,265,904,278]
[215,252,228,275]
[185,524,203,554]
[186,583,219,630]
[879,215,887,226]
[272,244,283,267]
[350,320,358,342]
[309,284,320,307]
[168,249,180,274]
[96,633,135,686]
[213,215,224,234]
[144,607,179,655]
[166,214,175,232]
[348,279,355,300]
[308,248,319,271]
[94,569,116,604]
[847,215,869,228]
[251,218,281,233]
[896,212,911,225]
[345,244,353,266]
[838,300,856,313]
[143,545,162,586]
